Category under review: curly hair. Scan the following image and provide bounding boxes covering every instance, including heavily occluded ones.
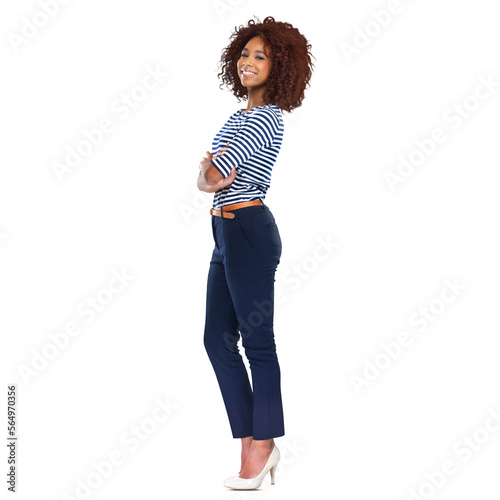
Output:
[216,16,315,113]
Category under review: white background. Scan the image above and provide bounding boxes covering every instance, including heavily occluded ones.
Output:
[1,0,500,499]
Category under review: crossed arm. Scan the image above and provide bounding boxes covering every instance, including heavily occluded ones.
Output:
[198,110,278,193]
[197,142,237,193]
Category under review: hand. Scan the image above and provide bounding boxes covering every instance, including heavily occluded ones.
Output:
[213,142,230,159]
[212,165,237,191]
[198,142,229,171]
[198,142,236,192]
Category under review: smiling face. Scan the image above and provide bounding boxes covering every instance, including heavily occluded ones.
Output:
[237,36,272,89]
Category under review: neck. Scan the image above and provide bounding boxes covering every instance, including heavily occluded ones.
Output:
[245,87,268,112]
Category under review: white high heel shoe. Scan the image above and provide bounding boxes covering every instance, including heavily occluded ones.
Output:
[223,445,280,490]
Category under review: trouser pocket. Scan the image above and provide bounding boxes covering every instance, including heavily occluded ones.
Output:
[234,211,255,249]
[211,216,219,249]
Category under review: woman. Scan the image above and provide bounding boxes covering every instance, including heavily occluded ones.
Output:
[197,16,314,490]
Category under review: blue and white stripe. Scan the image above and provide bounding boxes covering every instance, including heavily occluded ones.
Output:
[210,104,284,208]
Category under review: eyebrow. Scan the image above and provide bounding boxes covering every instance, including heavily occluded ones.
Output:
[241,48,267,56]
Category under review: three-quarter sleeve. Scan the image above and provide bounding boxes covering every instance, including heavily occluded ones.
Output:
[210,110,280,178]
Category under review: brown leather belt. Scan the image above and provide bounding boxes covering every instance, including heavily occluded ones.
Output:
[210,199,262,219]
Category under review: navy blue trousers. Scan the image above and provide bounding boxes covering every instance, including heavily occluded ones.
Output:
[203,202,285,440]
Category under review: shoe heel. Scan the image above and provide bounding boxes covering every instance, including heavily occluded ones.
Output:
[270,464,276,485]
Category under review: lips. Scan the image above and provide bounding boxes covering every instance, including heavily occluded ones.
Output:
[242,70,257,77]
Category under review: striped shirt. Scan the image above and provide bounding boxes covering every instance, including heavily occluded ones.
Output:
[210,104,284,208]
